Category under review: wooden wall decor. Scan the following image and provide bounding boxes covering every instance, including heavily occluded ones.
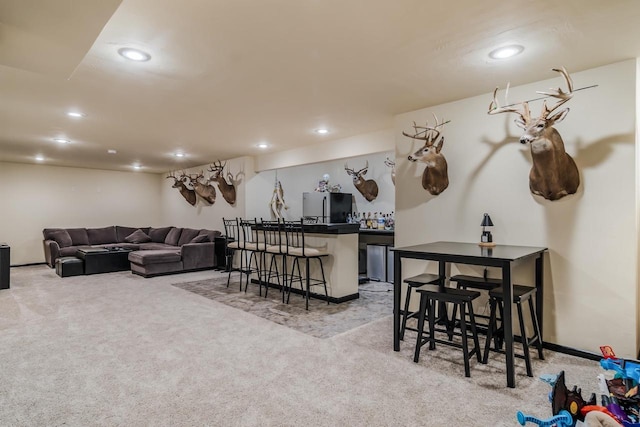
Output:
[189,170,217,204]
[402,114,449,196]
[344,161,379,202]
[167,171,197,206]
[269,178,287,218]
[488,67,580,201]
[207,160,237,205]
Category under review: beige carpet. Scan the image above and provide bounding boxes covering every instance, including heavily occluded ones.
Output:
[0,265,600,426]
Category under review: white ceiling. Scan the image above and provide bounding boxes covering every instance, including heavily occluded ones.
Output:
[1,0,640,173]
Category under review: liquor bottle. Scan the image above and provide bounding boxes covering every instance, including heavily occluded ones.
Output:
[377,212,385,230]
[360,213,366,229]
[366,212,372,229]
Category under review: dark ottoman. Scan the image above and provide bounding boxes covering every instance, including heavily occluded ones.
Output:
[56,256,84,277]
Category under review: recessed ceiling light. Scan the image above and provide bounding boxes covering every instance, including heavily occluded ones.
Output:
[174,152,185,158]
[67,112,86,118]
[489,45,524,60]
[107,149,117,154]
[315,128,329,134]
[132,164,141,170]
[257,142,269,149]
[118,47,151,62]
[53,138,70,144]
[35,155,45,162]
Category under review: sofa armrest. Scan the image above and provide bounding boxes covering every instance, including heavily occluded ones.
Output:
[43,240,60,268]
[181,242,215,270]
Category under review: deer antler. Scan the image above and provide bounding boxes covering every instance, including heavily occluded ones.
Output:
[344,162,354,174]
[488,82,532,124]
[402,114,447,144]
[166,171,176,179]
[357,160,369,175]
[538,67,573,118]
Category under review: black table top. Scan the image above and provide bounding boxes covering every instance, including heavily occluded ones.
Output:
[391,241,547,262]
[254,223,360,235]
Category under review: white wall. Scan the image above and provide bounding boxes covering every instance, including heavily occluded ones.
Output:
[395,60,638,358]
[0,162,162,265]
[246,151,395,221]
[160,156,253,233]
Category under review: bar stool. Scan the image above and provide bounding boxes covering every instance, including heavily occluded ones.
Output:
[283,219,330,310]
[483,285,544,377]
[450,274,502,332]
[399,273,441,340]
[260,219,286,300]
[238,218,265,295]
[222,218,242,290]
[413,285,483,377]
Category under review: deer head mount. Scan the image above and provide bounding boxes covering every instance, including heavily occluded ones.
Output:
[488,67,580,201]
[166,171,197,206]
[207,160,236,205]
[188,170,217,204]
[402,114,449,196]
[345,160,379,202]
[384,158,396,186]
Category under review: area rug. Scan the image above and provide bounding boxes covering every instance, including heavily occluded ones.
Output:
[172,276,393,338]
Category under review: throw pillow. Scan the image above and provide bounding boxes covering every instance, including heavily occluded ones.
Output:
[49,230,72,248]
[149,227,172,243]
[190,234,209,244]
[125,229,152,244]
[164,227,183,246]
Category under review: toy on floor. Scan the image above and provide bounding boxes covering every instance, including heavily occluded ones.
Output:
[551,370,596,424]
[516,409,573,426]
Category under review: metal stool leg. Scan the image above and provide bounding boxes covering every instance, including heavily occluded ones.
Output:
[517,301,533,377]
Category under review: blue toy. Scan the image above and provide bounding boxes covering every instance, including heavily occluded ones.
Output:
[600,358,640,385]
[516,410,573,427]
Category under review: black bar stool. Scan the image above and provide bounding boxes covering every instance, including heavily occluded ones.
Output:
[413,285,483,377]
[483,285,544,377]
[450,274,502,331]
[399,273,441,340]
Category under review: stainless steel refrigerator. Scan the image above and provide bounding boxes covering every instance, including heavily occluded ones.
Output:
[302,192,353,223]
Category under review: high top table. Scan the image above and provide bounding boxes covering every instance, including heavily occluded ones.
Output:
[391,241,547,388]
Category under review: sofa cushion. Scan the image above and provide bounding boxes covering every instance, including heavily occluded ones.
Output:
[87,226,117,245]
[177,228,200,246]
[116,226,149,243]
[138,242,176,251]
[59,246,79,256]
[100,243,140,251]
[164,227,183,246]
[49,230,72,248]
[149,227,172,243]
[129,249,181,265]
[190,234,209,244]
[125,229,152,244]
[43,228,63,241]
[67,228,90,246]
[198,229,222,242]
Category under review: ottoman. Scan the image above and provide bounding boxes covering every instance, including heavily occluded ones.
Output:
[55,256,84,277]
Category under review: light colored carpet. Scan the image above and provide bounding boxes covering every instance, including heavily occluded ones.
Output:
[172,277,393,338]
[0,265,600,426]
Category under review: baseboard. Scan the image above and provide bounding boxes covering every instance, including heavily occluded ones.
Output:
[249,278,359,303]
[542,342,601,361]
[11,262,47,267]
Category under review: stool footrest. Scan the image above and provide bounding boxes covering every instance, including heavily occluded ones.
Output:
[416,286,481,303]
[450,274,502,291]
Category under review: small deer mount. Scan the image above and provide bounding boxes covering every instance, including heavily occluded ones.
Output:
[167,170,197,206]
[345,161,379,202]
[189,170,217,204]
[402,114,450,196]
[384,158,396,186]
[207,160,237,205]
[269,179,288,219]
[488,67,580,201]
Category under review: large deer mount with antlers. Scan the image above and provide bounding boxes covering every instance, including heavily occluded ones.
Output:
[402,114,449,196]
[488,67,580,201]
[167,171,197,206]
[189,171,217,204]
[345,161,379,202]
[208,160,237,205]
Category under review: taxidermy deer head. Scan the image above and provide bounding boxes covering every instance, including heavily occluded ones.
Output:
[402,114,449,196]
[189,171,217,204]
[207,160,236,205]
[488,67,580,201]
[345,160,379,202]
[384,158,396,186]
[167,171,197,206]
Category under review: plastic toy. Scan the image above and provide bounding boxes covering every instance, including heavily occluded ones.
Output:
[601,358,640,385]
[516,410,573,426]
[551,370,596,423]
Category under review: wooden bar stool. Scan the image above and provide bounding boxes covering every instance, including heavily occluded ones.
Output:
[483,285,544,377]
[413,285,483,377]
[450,274,502,331]
[399,273,441,340]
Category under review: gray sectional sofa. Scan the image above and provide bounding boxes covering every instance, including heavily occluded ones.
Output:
[43,226,221,277]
